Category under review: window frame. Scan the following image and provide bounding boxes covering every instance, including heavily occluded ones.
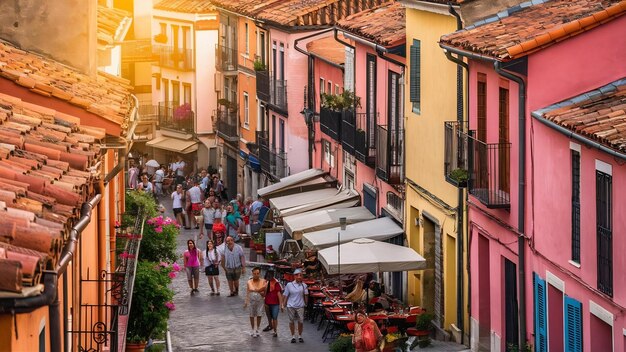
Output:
[243,92,250,129]
[409,39,421,114]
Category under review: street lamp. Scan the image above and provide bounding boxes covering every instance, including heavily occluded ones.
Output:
[338,217,347,293]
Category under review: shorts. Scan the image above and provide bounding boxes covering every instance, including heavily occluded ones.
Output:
[191,203,203,215]
[173,208,183,216]
[249,292,264,317]
[225,267,242,281]
[204,223,213,231]
[186,266,200,281]
[268,304,280,320]
[286,307,305,323]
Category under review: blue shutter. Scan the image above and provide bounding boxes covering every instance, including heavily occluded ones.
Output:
[564,296,582,352]
[409,40,420,105]
[534,273,547,352]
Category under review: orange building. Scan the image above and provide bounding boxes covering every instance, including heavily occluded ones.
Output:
[0,37,135,352]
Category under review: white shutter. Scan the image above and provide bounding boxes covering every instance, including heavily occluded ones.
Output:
[344,47,354,92]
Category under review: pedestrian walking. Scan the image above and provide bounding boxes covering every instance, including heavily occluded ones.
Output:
[171,184,185,228]
[128,160,139,189]
[263,270,283,337]
[171,155,186,186]
[188,179,203,229]
[153,164,165,197]
[200,200,214,242]
[281,268,309,343]
[243,267,267,337]
[204,240,221,296]
[183,239,203,295]
[221,236,246,296]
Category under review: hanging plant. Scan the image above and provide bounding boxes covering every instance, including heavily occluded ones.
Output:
[173,103,192,121]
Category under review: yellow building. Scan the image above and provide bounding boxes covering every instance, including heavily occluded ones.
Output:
[402,0,469,343]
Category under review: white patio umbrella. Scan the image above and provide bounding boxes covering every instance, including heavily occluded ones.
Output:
[145,159,160,167]
[318,238,427,275]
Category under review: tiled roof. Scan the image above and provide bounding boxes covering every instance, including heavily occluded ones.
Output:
[97,5,132,49]
[154,0,216,13]
[337,1,405,47]
[212,0,387,27]
[306,36,346,65]
[0,40,133,130]
[439,0,626,61]
[0,93,104,294]
[532,78,626,154]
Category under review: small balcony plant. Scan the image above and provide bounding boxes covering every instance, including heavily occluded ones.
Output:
[253,59,266,71]
[448,168,469,187]
[173,103,192,121]
[321,90,361,111]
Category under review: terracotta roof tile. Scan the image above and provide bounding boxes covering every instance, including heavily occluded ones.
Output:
[533,78,626,155]
[337,1,405,47]
[0,94,104,295]
[0,40,133,131]
[154,0,216,13]
[97,5,132,49]
[306,36,347,65]
[440,0,626,60]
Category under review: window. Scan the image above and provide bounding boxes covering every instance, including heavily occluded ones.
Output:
[323,139,334,168]
[328,81,332,95]
[477,73,487,142]
[259,31,266,65]
[279,119,285,152]
[533,273,547,352]
[564,296,583,352]
[182,26,190,53]
[279,43,285,81]
[596,166,612,296]
[159,22,167,35]
[320,78,325,96]
[171,81,180,105]
[171,25,180,51]
[245,23,249,55]
[335,84,340,95]
[571,147,581,263]
[499,87,510,194]
[344,47,354,91]
[243,92,249,128]
[409,39,420,114]
[366,54,377,147]
[183,83,191,105]
[162,78,169,102]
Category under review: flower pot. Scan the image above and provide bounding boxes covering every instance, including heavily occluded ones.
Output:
[126,341,146,352]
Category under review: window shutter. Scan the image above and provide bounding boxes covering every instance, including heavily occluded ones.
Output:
[564,296,582,352]
[344,47,354,92]
[409,40,420,103]
[533,273,547,352]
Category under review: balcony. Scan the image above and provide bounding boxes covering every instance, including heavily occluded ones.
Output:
[444,121,470,188]
[157,102,194,134]
[256,70,270,102]
[341,110,356,155]
[215,109,239,143]
[121,39,154,62]
[153,45,194,71]
[320,107,342,141]
[597,224,612,296]
[376,125,404,185]
[468,137,511,209]
[258,133,271,174]
[257,132,288,179]
[270,78,288,112]
[354,112,376,167]
[216,44,238,72]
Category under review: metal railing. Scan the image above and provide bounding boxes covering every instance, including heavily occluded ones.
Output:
[121,39,154,62]
[341,110,356,155]
[444,121,470,187]
[258,133,271,174]
[153,45,194,70]
[256,132,287,178]
[468,138,511,208]
[272,149,288,179]
[215,109,239,142]
[157,101,195,134]
[376,125,404,184]
[320,106,341,141]
[256,70,270,102]
[354,112,376,166]
[597,225,612,296]
[216,44,238,72]
[270,78,288,111]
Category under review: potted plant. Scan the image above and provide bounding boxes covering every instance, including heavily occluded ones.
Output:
[329,333,355,352]
[413,313,434,348]
[448,168,469,187]
[253,59,266,71]
[126,261,176,351]
[173,103,192,121]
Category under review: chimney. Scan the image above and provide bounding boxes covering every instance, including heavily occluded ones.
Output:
[0,0,98,75]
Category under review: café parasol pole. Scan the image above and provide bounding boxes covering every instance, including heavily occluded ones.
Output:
[338,217,347,294]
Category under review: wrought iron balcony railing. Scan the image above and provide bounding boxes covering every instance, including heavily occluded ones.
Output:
[216,44,238,72]
[153,45,194,71]
[376,125,404,185]
[444,121,470,188]
[354,112,377,167]
[341,109,356,155]
[258,133,271,174]
[320,106,341,142]
[256,70,270,102]
[468,137,511,209]
[270,78,288,112]
[215,109,239,142]
[597,224,612,296]
[256,133,287,178]
[157,101,194,134]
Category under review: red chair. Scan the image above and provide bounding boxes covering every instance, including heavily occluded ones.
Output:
[386,326,399,334]
[409,306,424,315]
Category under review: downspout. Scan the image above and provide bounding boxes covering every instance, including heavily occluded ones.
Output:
[448,2,466,345]
[494,61,527,350]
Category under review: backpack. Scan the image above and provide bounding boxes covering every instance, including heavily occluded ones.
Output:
[361,321,378,351]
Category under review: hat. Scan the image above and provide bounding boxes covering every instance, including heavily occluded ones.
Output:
[293,268,303,275]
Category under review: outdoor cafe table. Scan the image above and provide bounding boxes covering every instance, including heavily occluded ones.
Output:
[303,279,317,285]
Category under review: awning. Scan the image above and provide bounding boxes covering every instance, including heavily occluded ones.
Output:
[146,136,198,154]
[318,238,427,274]
[302,217,403,250]
[283,207,376,240]
[270,188,360,217]
[257,168,333,198]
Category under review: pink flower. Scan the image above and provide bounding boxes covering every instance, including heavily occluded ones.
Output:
[114,220,121,228]
[165,301,176,311]
[120,252,129,259]
[159,261,169,268]
[154,226,163,233]
[172,263,181,272]
[168,271,177,279]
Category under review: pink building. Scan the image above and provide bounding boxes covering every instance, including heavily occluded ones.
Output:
[300,2,407,298]
[440,1,626,351]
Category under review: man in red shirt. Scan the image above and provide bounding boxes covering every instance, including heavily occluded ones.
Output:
[263,270,283,337]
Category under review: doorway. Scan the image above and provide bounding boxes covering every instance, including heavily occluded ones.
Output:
[504,258,519,349]
[477,234,491,351]
[226,156,237,200]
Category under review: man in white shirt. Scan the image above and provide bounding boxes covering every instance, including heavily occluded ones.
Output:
[172,156,186,185]
[153,165,165,197]
[171,184,185,227]
[282,269,309,343]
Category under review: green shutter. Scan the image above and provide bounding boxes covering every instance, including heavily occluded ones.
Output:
[409,39,420,109]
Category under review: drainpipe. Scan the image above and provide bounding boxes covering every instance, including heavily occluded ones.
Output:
[494,61,527,350]
[448,2,466,344]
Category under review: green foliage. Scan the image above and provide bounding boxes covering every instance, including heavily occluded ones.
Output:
[449,168,469,183]
[140,216,180,263]
[321,90,362,111]
[415,313,434,331]
[329,334,355,352]
[125,190,159,218]
[127,261,175,343]
[253,59,266,71]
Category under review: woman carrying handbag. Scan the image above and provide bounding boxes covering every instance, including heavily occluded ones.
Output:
[204,240,221,295]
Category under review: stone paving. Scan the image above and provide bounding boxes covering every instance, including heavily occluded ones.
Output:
[161,197,470,352]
